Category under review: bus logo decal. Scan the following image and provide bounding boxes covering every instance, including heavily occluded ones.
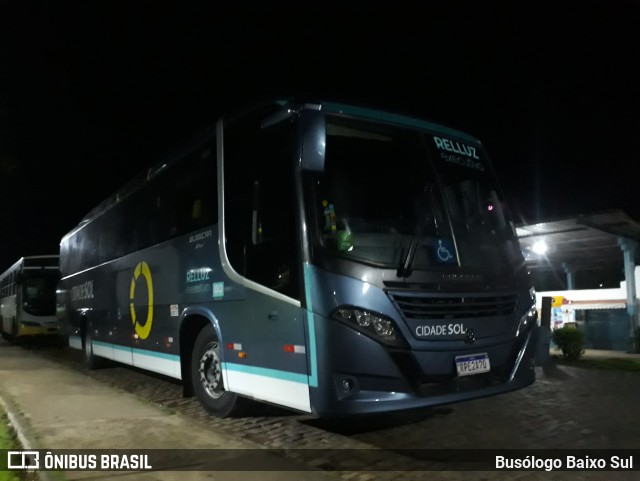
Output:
[129,261,154,340]
[70,280,94,301]
[433,136,480,159]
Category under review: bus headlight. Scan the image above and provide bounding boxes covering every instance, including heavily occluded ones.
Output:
[332,307,403,346]
[516,305,537,337]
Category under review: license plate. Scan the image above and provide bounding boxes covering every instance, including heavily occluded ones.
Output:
[455,353,490,377]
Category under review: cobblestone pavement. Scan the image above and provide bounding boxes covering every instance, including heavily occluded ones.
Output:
[13,337,640,481]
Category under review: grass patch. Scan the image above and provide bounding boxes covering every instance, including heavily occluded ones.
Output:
[0,412,21,481]
[0,409,61,481]
[554,356,640,373]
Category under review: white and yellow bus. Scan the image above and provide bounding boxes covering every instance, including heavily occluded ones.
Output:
[0,256,60,340]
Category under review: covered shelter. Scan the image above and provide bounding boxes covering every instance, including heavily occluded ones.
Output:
[516,209,640,350]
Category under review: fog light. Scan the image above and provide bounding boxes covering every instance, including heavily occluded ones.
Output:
[342,379,353,392]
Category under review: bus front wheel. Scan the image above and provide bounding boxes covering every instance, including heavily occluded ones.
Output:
[0,316,10,341]
[3,317,19,342]
[191,324,247,417]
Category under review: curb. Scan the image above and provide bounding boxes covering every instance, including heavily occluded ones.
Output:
[0,388,57,481]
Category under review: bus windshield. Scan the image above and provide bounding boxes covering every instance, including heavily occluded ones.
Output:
[308,118,520,275]
[22,272,58,316]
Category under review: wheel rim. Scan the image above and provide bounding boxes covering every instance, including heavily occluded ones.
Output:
[199,342,224,399]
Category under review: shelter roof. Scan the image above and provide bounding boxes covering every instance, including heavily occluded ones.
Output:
[516,210,640,272]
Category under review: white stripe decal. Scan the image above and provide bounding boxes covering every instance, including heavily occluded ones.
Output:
[225,368,311,413]
[113,345,133,365]
[132,350,181,379]
[90,340,182,380]
[68,335,82,350]
[92,342,112,359]
[79,339,311,410]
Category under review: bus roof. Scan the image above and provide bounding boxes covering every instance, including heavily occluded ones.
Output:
[0,255,59,279]
[63,98,481,239]
[318,101,480,144]
[67,123,218,235]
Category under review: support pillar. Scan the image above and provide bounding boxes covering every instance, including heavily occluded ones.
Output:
[562,262,575,290]
[536,296,552,366]
[618,237,638,351]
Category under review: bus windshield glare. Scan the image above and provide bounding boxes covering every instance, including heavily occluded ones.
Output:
[309,118,522,276]
[23,272,58,316]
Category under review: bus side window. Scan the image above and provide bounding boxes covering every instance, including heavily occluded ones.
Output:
[248,175,297,294]
[157,145,217,241]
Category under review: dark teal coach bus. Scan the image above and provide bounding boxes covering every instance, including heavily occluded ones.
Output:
[57,99,538,417]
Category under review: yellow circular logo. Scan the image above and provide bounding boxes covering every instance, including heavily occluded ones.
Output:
[129,261,154,339]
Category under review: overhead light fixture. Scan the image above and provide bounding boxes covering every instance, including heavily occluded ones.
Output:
[532,240,547,255]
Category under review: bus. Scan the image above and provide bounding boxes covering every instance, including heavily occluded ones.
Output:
[1,256,60,340]
[57,98,538,417]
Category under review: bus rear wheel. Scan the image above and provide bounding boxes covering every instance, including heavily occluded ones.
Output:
[82,322,105,369]
[191,324,247,417]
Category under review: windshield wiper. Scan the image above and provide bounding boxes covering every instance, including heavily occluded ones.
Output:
[396,238,419,278]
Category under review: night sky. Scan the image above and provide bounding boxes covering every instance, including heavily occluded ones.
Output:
[1,2,639,272]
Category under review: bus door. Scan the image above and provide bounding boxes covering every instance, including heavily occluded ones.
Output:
[221,111,310,411]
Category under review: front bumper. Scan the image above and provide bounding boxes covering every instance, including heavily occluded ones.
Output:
[311,320,537,417]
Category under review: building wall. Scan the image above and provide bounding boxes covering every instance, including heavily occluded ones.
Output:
[535,266,638,350]
[581,309,629,351]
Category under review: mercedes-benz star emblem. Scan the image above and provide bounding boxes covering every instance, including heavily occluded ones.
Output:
[465,328,476,344]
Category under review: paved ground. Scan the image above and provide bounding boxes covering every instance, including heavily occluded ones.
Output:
[1,337,639,481]
[0,339,341,481]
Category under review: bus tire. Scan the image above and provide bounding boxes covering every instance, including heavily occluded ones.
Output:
[0,317,9,341]
[9,317,18,342]
[82,322,105,369]
[191,324,247,418]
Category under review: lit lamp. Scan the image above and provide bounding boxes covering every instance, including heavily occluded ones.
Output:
[532,240,547,256]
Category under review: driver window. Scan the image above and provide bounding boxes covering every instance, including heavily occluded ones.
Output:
[224,109,300,300]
